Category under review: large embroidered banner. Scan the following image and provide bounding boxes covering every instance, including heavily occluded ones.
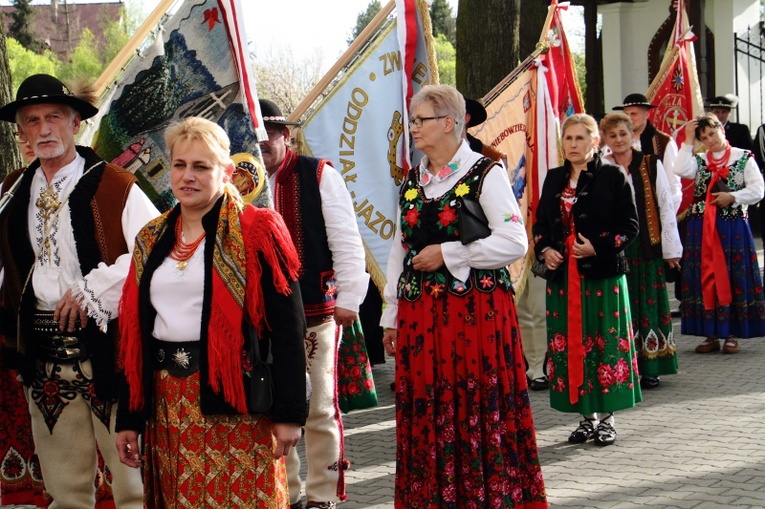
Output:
[79,0,270,211]
[291,0,437,286]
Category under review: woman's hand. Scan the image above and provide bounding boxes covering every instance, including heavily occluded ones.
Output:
[383,329,397,357]
[116,430,142,468]
[711,191,736,208]
[542,248,564,270]
[683,119,698,146]
[411,245,444,272]
[273,423,302,459]
[665,257,681,270]
[572,233,596,258]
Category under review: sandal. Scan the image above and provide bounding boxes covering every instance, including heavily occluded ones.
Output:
[594,419,617,446]
[568,416,598,444]
[695,337,720,353]
[723,337,740,354]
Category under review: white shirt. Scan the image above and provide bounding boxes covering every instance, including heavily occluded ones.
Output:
[27,153,160,332]
[674,143,765,207]
[150,239,206,342]
[269,159,369,313]
[602,153,683,259]
[380,140,528,329]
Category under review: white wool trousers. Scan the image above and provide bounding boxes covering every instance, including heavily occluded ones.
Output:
[27,359,143,509]
[287,319,345,504]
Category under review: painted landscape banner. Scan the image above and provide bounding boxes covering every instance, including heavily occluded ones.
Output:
[79,0,270,211]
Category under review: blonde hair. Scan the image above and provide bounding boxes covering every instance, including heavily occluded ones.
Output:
[561,113,599,139]
[409,85,466,139]
[599,112,633,135]
[165,117,233,168]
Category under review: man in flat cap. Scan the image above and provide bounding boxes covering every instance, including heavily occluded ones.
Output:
[0,74,158,508]
[258,99,368,509]
[707,94,754,153]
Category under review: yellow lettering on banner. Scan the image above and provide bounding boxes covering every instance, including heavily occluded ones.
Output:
[340,134,355,150]
[411,62,430,85]
[340,159,356,174]
[379,51,402,75]
[353,199,395,239]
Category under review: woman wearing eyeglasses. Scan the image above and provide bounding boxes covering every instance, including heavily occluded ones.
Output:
[380,85,547,509]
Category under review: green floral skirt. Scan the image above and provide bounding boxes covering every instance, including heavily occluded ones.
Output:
[546,273,642,414]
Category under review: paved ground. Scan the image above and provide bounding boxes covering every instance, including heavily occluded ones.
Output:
[332,319,765,509]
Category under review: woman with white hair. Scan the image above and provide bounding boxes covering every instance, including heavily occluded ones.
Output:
[381,85,547,508]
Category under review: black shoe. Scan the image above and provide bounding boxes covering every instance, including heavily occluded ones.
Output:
[568,417,597,444]
[528,376,549,391]
[290,502,304,509]
[640,376,661,389]
[594,420,617,446]
[670,308,681,318]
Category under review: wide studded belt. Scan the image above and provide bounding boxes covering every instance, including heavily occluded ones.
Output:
[32,311,87,363]
[152,339,201,377]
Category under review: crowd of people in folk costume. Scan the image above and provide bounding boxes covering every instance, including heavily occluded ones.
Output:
[0,71,763,509]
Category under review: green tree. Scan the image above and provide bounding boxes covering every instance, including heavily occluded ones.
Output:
[434,34,455,87]
[7,37,60,92]
[456,0,520,99]
[348,0,382,45]
[58,29,104,84]
[101,3,144,66]
[5,0,43,53]
[1,23,22,177]
[430,0,455,47]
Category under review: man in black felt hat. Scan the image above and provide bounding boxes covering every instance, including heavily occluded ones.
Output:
[707,94,754,153]
[258,99,368,509]
[0,74,158,508]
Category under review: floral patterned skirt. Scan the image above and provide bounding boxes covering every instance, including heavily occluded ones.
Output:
[144,370,288,509]
[394,288,547,509]
[546,273,642,414]
[624,242,678,377]
[680,214,765,338]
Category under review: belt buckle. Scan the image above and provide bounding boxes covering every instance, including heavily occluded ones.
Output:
[50,335,79,347]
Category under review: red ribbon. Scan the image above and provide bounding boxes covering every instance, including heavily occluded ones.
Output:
[701,151,733,311]
[565,230,585,404]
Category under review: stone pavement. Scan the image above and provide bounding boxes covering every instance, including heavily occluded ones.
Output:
[330,317,765,509]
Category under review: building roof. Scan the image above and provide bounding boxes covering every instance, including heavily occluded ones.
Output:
[2,1,123,60]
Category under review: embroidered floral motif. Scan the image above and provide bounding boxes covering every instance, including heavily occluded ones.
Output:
[404,188,419,201]
[172,348,191,369]
[437,203,458,228]
[503,213,521,223]
[614,234,627,248]
[454,183,470,197]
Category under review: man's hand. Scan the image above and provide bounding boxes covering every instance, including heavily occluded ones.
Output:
[273,423,302,459]
[54,289,88,332]
[334,307,357,328]
[116,430,142,468]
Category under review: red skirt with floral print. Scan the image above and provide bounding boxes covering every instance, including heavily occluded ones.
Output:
[394,287,547,509]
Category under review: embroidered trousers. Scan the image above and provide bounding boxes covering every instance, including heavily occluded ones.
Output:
[518,274,548,381]
[287,320,346,504]
[27,359,143,509]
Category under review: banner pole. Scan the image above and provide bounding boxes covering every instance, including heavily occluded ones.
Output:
[288,1,396,122]
[92,0,178,99]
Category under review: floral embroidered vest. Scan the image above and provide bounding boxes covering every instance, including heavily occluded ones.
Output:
[688,151,752,219]
[396,157,512,302]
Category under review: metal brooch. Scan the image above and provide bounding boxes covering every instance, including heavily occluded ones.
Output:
[172,348,191,369]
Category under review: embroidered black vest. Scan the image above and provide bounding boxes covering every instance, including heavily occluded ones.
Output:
[396,157,512,302]
[687,151,752,220]
[628,152,663,260]
[273,152,336,321]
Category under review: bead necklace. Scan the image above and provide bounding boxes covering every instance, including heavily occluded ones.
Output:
[170,219,205,271]
[707,144,731,169]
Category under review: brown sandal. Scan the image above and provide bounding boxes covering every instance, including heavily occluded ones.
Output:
[722,337,740,354]
[695,337,720,353]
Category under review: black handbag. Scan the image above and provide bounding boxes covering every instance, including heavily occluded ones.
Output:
[457,197,491,245]
[530,258,560,281]
[245,323,274,414]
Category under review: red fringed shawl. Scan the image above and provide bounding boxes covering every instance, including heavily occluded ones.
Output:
[119,190,301,413]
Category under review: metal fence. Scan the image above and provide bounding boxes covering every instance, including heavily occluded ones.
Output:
[734,22,765,133]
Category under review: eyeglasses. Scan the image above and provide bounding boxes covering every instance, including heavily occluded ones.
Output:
[408,116,448,128]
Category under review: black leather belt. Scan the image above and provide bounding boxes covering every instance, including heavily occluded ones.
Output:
[32,311,87,363]
[152,339,201,377]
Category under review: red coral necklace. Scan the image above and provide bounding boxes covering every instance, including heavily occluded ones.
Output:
[170,219,205,271]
